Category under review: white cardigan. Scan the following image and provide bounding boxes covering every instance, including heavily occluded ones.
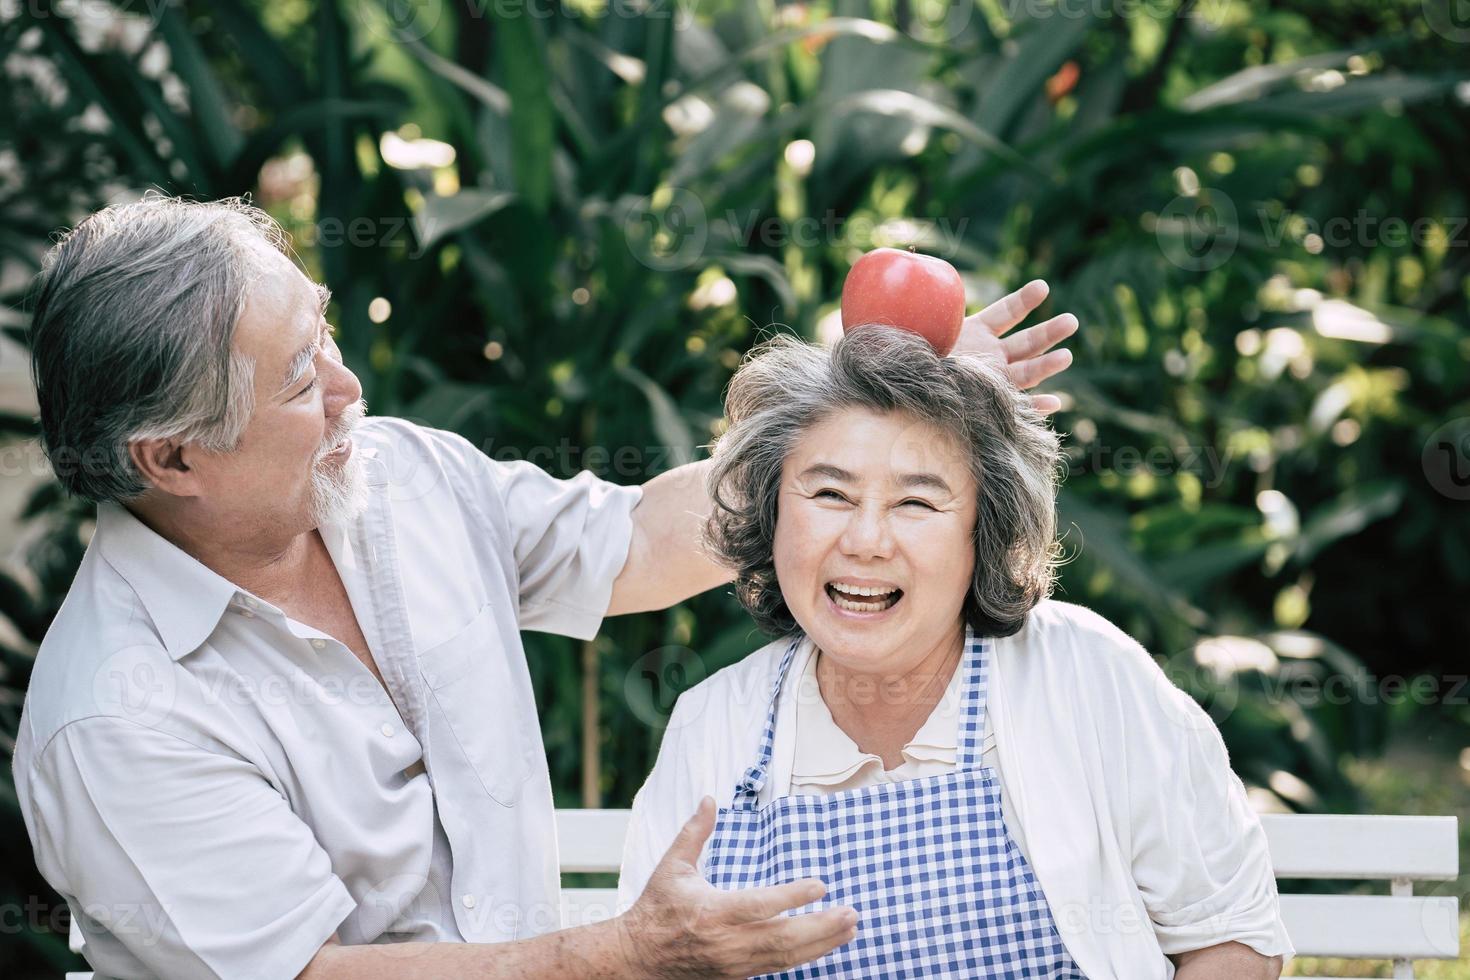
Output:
[617,599,1295,979]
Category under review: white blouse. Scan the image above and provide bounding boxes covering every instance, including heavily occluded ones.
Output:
[784,635,1032,863]
[618,599,1295,980]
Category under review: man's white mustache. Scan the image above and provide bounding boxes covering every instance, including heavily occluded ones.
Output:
[316,399,368,460]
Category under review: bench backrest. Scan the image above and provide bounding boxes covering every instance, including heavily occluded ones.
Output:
[556,810,1462,977]
[67,811,1461,979]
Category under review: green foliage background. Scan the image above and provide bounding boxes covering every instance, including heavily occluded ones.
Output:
[0,0,1466,974]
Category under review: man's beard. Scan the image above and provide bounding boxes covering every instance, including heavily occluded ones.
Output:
[306,399,370,529]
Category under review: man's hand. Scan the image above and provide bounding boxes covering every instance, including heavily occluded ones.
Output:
[297,799,853,980]
[952,278,1077,414]
[615,797,858,979]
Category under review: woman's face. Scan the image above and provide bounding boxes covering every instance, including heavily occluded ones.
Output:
[773,407,979,675]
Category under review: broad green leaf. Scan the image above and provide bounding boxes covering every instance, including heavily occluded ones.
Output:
[415,189,517,251]
[155,4,245,169]
[494,11,555,214]
[616,364,695,466]
[1293,480,1404,565]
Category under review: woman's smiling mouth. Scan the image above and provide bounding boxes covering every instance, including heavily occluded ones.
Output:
[825,580,904,615]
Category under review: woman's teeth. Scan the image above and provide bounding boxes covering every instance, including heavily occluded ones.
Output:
[826,583,902,612]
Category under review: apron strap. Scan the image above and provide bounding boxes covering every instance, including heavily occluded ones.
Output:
[729,627,994,806]
[956,627,991,769]
[730,635,803,809]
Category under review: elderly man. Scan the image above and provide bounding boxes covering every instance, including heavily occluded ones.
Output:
[12,195,1076,979]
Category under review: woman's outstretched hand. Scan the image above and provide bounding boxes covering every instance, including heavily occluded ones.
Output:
[951,279,1077,415]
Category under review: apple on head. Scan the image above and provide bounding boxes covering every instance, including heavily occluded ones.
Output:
[840,246,966,356]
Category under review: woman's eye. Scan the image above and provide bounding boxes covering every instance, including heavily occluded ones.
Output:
[294,377,319,399]
[815,489,848,501]
[900,499,936,510]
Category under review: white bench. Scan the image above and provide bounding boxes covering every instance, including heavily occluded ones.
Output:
[67,810,1461,978]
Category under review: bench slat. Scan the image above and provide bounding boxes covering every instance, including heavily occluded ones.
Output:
[563,887,621,926]
[556,809,632,874]
[563,890,1467,962]
[1278,894,1461,959]
[1261,814,1460,880]
[558,812,1464,881]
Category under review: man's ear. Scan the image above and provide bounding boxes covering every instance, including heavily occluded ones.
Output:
[128,438,202,497]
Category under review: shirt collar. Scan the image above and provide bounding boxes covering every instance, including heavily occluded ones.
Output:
[96,501,240,662]
[790,637,964,784]
[94,445,386,663]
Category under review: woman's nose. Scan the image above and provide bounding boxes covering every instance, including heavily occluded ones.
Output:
[838,506,895,559]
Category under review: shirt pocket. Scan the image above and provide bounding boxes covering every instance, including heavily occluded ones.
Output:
[418,602,536,806]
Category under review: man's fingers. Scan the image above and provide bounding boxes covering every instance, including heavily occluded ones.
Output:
[1029,393,1064,415]
[656,796,717,871]
[716,877,829,923]
[1000,312,1077,363]
[971,278,1049,337]
[754,906,860,972]
[1007,347,1072,390]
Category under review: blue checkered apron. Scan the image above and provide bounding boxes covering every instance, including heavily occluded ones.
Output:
[705,629,1085,979]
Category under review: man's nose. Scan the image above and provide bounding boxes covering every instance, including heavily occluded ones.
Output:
[322,355,362,413]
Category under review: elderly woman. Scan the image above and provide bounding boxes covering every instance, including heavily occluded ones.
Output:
[617,328,1294,978]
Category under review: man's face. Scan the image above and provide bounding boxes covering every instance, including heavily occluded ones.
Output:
[186,242,368,537]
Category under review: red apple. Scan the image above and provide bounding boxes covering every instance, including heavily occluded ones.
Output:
[840,246,966,356]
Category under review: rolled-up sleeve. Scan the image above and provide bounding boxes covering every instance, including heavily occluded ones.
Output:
[496,463,642,638]
[24,716,356,980]
[431,426,643,640]
[1117,646,1295,964]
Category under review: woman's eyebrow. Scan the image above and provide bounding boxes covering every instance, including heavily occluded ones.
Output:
[798,463,855,483]
[797,463,952,494]
[898,472,953,494]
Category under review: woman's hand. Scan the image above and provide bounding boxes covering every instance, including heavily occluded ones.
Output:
[951,279,1077,414]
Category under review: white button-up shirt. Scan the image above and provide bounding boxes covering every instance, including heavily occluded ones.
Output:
[12,416,642,979]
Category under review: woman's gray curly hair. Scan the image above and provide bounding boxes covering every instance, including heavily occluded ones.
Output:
[704,327,1063,639]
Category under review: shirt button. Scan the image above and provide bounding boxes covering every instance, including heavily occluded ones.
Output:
[311,638,326,650]
[380,722,395,737]
[461,894,476,909]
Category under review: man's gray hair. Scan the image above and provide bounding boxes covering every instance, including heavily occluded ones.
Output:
[27,194,284,503]
[705,328,1063,639]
